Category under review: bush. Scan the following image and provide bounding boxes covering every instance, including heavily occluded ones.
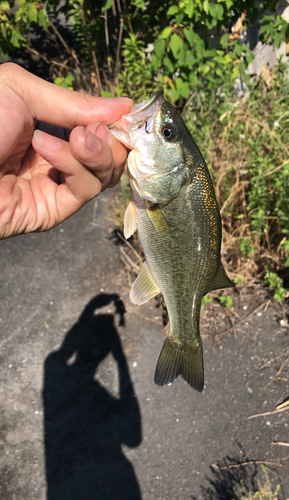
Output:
[183,58,289,283]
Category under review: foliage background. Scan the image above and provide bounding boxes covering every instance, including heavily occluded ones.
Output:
[2,0,289,298]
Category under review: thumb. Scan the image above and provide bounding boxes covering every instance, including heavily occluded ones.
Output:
[0,63,133,130]
[0,83,34,165]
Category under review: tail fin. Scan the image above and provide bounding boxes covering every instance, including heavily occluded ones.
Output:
[154,338,204,392]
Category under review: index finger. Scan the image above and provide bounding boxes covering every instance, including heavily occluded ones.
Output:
[0,63,133,129]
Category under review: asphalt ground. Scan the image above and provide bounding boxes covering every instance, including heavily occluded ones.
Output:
[0,187,289,500]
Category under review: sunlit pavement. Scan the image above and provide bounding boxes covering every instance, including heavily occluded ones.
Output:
[0,188,288,500]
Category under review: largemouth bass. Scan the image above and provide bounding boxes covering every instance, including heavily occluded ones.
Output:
[110,90,234,392]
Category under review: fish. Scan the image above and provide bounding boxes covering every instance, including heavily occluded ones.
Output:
[110,90,234,391]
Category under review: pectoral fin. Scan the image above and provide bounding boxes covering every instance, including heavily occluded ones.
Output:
[207,263,235,293]
[146,204,170,239]
[130,262,161,305]
[124,200,137,239]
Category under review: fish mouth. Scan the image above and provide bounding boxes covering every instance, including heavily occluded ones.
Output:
[109,90,165,148]
[129,90,165,116]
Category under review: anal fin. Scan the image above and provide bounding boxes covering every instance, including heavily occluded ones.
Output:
[124,200,137,239]
[130,262,161,305]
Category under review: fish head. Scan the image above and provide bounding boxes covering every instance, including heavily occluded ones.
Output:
[110,91,201,204]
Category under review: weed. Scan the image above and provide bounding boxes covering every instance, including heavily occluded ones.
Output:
[184,59,289,289]
[201,295,213,310]
[234,276,245,284]
[54,75,75,90]
[219,295,233,308]
[240,238,254,258]
[280,238,289,267]
[239,466,280,500]
[264,266,287,303]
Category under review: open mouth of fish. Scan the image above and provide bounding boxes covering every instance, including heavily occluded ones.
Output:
[109,90,165,148]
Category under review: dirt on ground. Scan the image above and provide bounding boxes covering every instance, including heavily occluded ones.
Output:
[0,187,288,500]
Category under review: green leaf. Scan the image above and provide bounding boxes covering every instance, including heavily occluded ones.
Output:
[159,26,173,39]
[101,0,114,12]
[154,38,166,58]
[163,55,175,73]
[167,5,179,16]
[231,64,240,80]
[175,76,190,99]
[54,75,75,89]
[199,63,210,75]
[185,0,194,18]
[10,32,21,47]
[260,14,276,22]
[208,4,216,18]
[234,275,245,284]
[189,71,198,86]
[219,295,233,307]
[223,53,232,64]
[54,77,63,86]
[38,9,49,30]
[215,3,224,19]
[220,33,230,48]
[233,44,242,57]
[167,87,180,103]
[1,22,7,38]
[150,53,159,71]
[183,28,194,47]
[0,2,10,11]
[186,50,196,69]
[259,23,270,36]
[203,0,209,14]
[175,12,184,24]
[131,0,145,8]
[245,50,254,65]
[203,48,216,58]
[175,77,183,91]
[102,90,112,97]
[169,33,183,59]
[65,74,75,86]
[180,80,190,98]
[193,33,205,59]
[179,39,187,65]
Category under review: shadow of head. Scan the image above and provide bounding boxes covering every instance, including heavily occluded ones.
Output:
[53,293,127,371]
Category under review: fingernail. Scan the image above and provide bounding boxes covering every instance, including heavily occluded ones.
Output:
[95,124,114,145]
[109,97,132,102]
[34,130,62,150]
[84,129,102,152]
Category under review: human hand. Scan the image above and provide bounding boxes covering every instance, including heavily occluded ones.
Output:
[0,63,133,239]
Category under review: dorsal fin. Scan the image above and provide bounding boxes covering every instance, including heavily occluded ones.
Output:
[130,262,161,305]
[207,263,235,293]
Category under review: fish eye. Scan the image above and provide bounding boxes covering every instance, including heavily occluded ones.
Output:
[161,124,177,141]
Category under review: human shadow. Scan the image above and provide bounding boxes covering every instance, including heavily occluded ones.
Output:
[43,294,142,500]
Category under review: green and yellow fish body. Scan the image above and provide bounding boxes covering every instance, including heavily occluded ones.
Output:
[110,91,234,391]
